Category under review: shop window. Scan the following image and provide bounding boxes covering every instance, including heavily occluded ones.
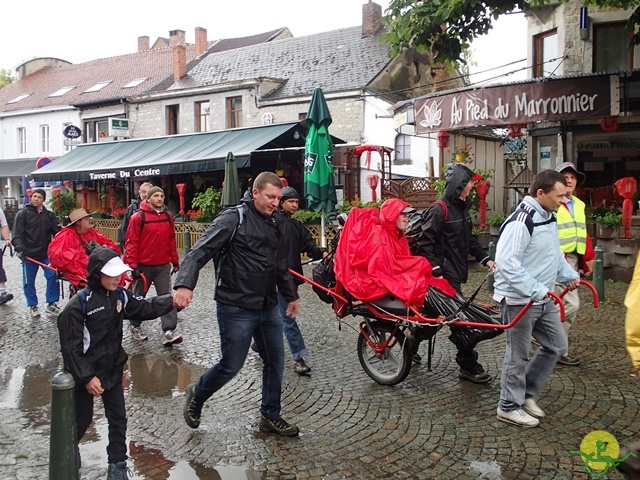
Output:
[226,96,242,129]
[533,29,559,78]
[394,135,412,165]
[40,124,50,153]
[593,22,635,72]
[195,101,210,132]
[83,119,110,142]
[17,127,26,155]
[166,105,179,135]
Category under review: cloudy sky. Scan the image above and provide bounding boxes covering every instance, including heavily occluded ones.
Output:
[2,0,527,85]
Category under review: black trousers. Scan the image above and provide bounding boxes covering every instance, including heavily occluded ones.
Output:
[75,380,127,464]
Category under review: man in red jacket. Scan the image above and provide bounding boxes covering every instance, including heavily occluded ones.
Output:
[48,208,120,288]
[124,186,181,345]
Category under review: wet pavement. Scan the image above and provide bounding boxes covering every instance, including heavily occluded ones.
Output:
[1,252,639,479]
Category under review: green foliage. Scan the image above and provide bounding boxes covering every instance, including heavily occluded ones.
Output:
[0,68,14,89]
[487,213,507,227]
[594,211,622,227]
[191,187,223,217]
[383,0,640,68]
[336,197,386,214]
[293,209,322,223]
[50,192,77,220]
[472,226,489,236]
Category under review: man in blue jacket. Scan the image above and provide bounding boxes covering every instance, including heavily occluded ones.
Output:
[494,170,580,428]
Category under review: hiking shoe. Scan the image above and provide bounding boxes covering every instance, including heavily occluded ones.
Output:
[459,368,492,384]
[0,292,13,305]
[412,352,422,364]
[29,306,40,319]
[293,358,311,376]
[496,408,539,428]
[258,416,299,437]
[46,302,60,313]
[523,398,546,418]
[558,355,581,366]
[130,326,148,341]
[184,383,203,429]
[107,461,130,480]
[163,330,183,346]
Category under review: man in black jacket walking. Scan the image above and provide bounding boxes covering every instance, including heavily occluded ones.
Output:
[12,189,60,319]
[174,172,300,436]
[276,186,327,375]
[415,163,495,383]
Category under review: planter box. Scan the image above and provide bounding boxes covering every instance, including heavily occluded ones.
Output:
[596,224,618,239]
[489,225,501,236]
[586,221,596,239]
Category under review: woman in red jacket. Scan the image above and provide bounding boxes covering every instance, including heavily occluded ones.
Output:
[48,208,120,288]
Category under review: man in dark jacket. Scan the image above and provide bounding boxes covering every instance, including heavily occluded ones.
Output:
[174,172,300,436]
[415,163,495,383]
[276,186,327,375]
[57,248,173,479]
[12,188,61,319]
[119,182,152,250]
[124,186,181,345]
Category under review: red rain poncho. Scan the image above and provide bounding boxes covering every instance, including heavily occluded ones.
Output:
[334,198,455,306]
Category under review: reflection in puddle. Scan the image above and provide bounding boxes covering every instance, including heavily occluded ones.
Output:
[468,460,503,479]
[124,355,206,399]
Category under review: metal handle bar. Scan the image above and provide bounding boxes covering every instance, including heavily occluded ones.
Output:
[557,280,599,308]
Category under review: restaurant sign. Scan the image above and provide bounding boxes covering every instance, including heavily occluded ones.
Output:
[414,75,618,134]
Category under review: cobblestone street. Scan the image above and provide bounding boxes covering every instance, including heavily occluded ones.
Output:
[1,252,639,479]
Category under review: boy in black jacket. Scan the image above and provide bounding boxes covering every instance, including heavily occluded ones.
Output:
[57,248,174,479]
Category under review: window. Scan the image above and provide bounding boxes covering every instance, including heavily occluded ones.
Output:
[40,125,50,153]
[226,96,242,128]
[8,93,30,104]
[63,122,73,152]
[394,135,412,165]
[298,112,307,121]
[195,101,210,132]
[17,127,26,155]
[594,22,634,72]
[123,78,148,88]
[83,81,111,93]
[533,30,559,78]
[83,119,110,142]
[166,105,179,135]
[49,86,75,97]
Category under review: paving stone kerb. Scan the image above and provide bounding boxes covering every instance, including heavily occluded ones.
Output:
[0,252,637,479]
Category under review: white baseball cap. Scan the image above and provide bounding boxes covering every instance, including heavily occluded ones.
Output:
[100,257,132,277]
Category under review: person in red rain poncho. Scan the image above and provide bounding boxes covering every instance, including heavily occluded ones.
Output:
[334,198,456,308]
[48,208,121,288]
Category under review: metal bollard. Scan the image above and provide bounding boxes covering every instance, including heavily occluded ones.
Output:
[49,372,78,480]
[487,241,496,292]
[184,227,191,254]
[593,245,605,302]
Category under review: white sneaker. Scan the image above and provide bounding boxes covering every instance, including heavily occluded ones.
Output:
[46,302,61,313]
[163,330,183,346]
[130,326,148,341]
[523,398,546,418]
[496,407,539,428]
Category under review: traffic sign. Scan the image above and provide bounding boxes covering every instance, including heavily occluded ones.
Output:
[36,157,52,169]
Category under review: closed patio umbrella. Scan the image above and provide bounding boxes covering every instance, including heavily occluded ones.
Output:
[220,152,241,207]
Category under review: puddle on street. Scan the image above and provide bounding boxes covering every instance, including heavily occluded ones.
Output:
[123,355,207,398]
[468,460,503,479]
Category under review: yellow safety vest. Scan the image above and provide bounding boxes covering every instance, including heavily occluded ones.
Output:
[556,196,587,255]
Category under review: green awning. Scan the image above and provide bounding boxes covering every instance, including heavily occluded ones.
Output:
[31,122,326,182]
[0,158,41,177]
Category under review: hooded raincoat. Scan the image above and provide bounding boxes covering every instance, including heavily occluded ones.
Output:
[334,198,455,306]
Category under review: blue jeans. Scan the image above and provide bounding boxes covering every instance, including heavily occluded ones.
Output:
[499,299,567,411]
[194,302,285,420]
[22,256,59,307]
[278,293,308,361]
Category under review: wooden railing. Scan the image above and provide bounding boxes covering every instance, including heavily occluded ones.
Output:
[382,177,440,210]
[93,219,338,252]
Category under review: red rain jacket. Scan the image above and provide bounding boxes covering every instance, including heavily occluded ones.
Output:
[334,198,456,307]
[124,200,179,268]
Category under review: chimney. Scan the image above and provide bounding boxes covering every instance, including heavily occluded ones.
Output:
[169,29,186,47]
[173,45,187,82]
[362,1,382,37]
[195,27,208,56]
[138,36,150,52]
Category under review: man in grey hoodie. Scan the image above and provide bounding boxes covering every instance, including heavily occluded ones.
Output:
[493,169,580,428]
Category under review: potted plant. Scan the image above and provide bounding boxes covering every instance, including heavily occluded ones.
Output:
[487,214,507,236]
[473,225,490,248]
[594,210,621,238]
[293,209,322,224]
[49,191,77,225]
[448,143,475,163]
[191,187,223,221]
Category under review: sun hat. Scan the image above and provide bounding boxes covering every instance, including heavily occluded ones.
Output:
[68,208,91,225]
[100,256,132,277]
